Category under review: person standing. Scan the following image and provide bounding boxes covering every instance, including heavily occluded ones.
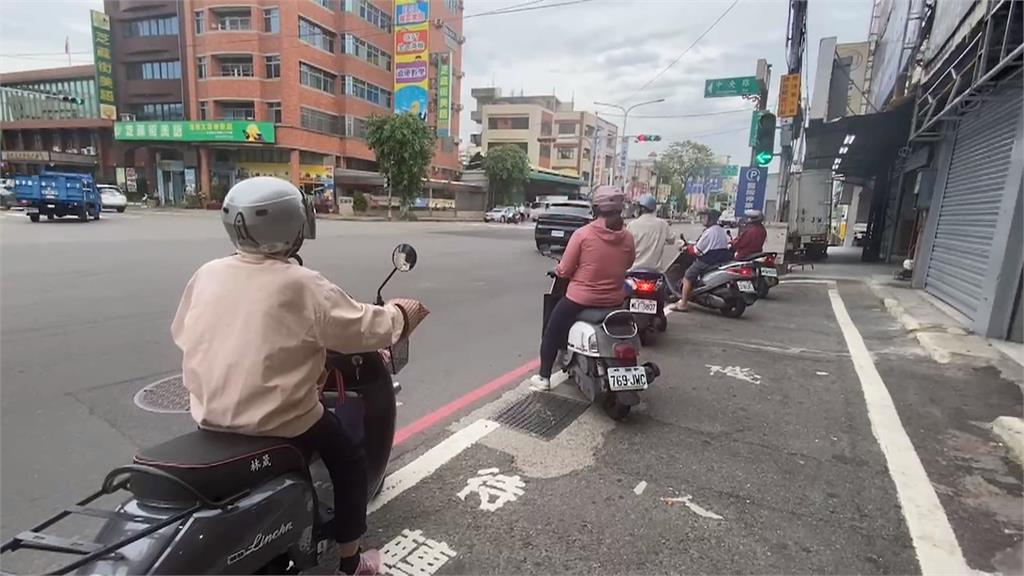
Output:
[627,193,674,270]
[672,209,731,312]
[731,210,767,260]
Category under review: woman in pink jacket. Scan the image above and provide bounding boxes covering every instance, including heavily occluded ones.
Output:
[531,186,635,391]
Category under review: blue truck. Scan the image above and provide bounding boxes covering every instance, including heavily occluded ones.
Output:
[13,171,102,222]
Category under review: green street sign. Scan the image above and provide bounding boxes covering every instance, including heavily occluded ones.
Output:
[749,110,765,146]
[755,151,773,167]
[704,76,759,98]
[114,120,276,143]
[721,164,739,177]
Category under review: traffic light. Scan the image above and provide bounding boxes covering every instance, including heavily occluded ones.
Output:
[753,112,776,167]
[635,134,662,143]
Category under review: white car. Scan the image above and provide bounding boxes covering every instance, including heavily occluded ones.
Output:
[98,185,128,213]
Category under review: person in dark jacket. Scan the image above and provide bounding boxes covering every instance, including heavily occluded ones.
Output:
[731,210,767,260]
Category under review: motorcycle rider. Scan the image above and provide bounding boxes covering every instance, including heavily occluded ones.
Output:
[731,209,767,260]
[627,193,674,270]
[171,177,427,576]
[672,209,731,312]
[531,186,635,391]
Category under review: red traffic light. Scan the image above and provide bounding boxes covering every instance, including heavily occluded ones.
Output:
[636,135,646,142]
[634,134,662,143]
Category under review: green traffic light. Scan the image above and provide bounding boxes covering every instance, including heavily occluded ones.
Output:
[755,151,773,166]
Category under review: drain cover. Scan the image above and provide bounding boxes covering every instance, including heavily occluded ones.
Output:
[493,392,589,439]
[134,374,189,413]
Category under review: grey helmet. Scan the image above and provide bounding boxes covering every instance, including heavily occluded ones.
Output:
[637,193,657,212]
[222,176,316,257]
[745,209,764,223]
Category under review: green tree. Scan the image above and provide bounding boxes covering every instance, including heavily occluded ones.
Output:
[366,112,436,217]
[658,140,714,212]
[352,191,368,212]
[483,145,531,207]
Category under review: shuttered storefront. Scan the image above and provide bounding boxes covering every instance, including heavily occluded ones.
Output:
[924,86,1023,317]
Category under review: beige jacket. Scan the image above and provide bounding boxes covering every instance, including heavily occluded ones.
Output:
[171,253,405,438]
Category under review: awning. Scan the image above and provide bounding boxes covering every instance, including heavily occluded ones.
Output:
[529,169,583,186]
[802,103,912,185]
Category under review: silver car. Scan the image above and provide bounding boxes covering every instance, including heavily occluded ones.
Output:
[98,185,128,213]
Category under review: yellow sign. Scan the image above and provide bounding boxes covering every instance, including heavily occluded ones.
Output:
[778,73,801,119]
[393,0,429,119]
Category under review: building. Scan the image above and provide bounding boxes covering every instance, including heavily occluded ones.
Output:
[0,65,116,181]
[104,0,465,207]
[469,87,618,190]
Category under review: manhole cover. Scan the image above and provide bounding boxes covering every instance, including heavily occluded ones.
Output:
[134,374,189,413]
[493,392,589,439]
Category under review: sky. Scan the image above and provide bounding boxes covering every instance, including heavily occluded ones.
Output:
[0,0,873,168]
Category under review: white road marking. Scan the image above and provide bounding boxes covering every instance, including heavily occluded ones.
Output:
[633,481,648,495]
[827,285,970,575]
[706,364,762,384]
[662,496,725,520]
[815,370,830,376]
[380,529,457,576]
[368,419,499,514]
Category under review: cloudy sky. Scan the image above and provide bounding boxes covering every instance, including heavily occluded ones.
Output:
[0,0,872,166]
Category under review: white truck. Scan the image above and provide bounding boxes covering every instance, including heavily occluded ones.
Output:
[785,168,831,259]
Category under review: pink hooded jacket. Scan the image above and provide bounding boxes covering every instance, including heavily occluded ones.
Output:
[555,219,636,307]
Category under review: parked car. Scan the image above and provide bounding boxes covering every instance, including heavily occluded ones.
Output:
[484,206,520,223]
[1,182,14,210]
[534,201,592,252]
[851,222,868,246]
[97,185,128,213]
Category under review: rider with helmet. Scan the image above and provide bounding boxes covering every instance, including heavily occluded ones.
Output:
[531,186,635,391]
[627,193,674,270]
[171,177,427,575]
[672,208,731,312]
[731,209,767,260]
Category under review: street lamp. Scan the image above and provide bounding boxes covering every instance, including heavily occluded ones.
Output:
[594,98,665,192]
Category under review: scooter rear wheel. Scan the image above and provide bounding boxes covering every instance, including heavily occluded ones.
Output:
[720,298,746,318]
[601,394,631,420]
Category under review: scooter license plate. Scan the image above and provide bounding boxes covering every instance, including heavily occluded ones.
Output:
[550,230,565,238]
[761,267,778,277]
[607,366,648,391]
[737,280,755,293]
[629,298,658,314]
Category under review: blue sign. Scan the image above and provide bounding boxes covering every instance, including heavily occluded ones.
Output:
[735,166,768,218]
[705,173,722,193]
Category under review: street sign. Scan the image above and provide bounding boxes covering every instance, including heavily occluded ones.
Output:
[778,73,801,118]
[721,164,739,177]
[735,166,768,218]
[704,76,759,98]
[749,110,764,146]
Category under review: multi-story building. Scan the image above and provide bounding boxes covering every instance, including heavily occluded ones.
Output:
[0,65,116,181]
[105,0,464,206]
[470,87,618,190]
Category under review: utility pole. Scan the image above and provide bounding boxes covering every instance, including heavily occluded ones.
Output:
[750,58,772,167]
[594,98,665,193]
[777,0,807,223]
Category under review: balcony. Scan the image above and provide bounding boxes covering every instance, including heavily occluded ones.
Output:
[211,9,253,31]
[216,56,255,78]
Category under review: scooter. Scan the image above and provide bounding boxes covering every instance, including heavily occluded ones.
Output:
[734,251,779,298]
[0,244,421,575]
[624,268,668,346]
[544,273,661,420]
[664,238,758,318]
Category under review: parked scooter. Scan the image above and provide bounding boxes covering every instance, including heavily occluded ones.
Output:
[625,268,668,345]
[544,273,661,420]
[0,244,421,576]
[665,235,758,318]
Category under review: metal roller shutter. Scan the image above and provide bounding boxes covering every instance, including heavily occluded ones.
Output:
[925,86,1022,316]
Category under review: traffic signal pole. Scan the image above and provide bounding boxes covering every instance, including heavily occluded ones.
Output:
[777,0,807,223]
[595,98,665,194]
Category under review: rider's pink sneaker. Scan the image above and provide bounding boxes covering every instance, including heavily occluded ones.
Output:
[336,549,382,576]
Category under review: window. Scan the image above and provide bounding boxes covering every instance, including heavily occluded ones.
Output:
[214,9,252,31]
[263,8,279,33]
[265,55,280,78]
[446,0,460,12]
[196,56,208,79]
[220,101,255,120]
[312,0,333,9]
[343,76,391,108]
[487,116,529,130]
[540,144,551,158]
[541,120,552,136]
[557,122,577,135]
[266,101,282,123]
[342,34,391,71]
[193,10,205,34]
[606,135,615,148]
[583,147,591,160]
[604,155,612,169]
[354,0,391,32]
[219,56,254,77]
[126,60,181,80]
[299,18,335,52]
[346,116,368,138]
[123,16,179,38]
[557,147,576,160]
[300,62,336,94]
[582,171,590,183]
[300,106,343,135]
[198,101,209,120]
[127,102,184,120]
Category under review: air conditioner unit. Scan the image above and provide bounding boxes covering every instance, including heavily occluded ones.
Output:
[456,71,466,79]
[432,18,444,28]
[453,138,462,145]
[454,103,463,112]
[457,35,465,45]
[120,113,136,121]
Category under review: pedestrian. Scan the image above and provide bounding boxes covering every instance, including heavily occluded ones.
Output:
[731,210,767,260]
[672,209,731,312]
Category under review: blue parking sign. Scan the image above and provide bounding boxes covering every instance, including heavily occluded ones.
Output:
[735,167,767,218]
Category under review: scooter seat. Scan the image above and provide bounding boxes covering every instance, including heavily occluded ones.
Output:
[130,429,308,505]
[576,307,622,324]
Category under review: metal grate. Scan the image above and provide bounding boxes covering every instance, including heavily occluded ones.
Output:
[133,374,190,413]
[492,392,589,439]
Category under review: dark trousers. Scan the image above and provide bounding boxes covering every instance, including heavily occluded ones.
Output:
[540,297,586,378]
[293,407,368,543]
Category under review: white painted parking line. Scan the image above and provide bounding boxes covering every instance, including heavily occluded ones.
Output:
[827,284,970,575]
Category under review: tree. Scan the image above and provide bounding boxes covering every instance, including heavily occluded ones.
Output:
[483,145,531,207]
[366,113,435,217]
[657,140,715,212]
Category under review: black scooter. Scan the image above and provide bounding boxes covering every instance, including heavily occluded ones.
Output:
[624,268,668,345]
[1,244,420,575]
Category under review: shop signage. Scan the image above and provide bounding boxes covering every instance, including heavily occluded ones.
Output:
[704,76,759,98]
[2,150,50,162]
[735,166,768,218]
[90,10,117,120]
[1,150,96,165]
[114,121,276,143]
[394,0,429,120]
[436,52,452,137]
[778,73,801,118]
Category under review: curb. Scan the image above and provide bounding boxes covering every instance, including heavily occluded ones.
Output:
[991,416,1024,465]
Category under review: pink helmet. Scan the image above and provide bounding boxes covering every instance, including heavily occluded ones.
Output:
[591,185,625,214]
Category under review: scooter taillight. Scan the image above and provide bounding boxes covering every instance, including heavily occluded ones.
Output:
[762,254,776,267]
[728,266,756,278]
[613,343,637,362]
[632,279,657,295]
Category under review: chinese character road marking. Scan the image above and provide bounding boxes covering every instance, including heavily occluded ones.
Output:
[380,529,456,576]
[706,364,762,384]
[456,468,525,512]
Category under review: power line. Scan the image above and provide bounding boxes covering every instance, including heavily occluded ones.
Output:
[599,108,752,119]
[465,0,598,18]
[628,0,740,100]
[463,0,547,18]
